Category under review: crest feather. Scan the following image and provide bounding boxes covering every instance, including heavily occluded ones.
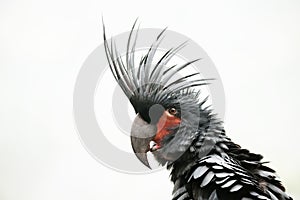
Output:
[103,21,210,107]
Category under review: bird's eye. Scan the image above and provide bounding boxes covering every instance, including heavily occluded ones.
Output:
[168,107,177,115]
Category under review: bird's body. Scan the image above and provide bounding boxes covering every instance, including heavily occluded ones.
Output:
[103,21,292,200]
[165,105,291,200]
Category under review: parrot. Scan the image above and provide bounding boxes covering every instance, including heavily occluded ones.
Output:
[103,21,293,200]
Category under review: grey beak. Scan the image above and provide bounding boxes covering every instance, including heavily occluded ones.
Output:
[130,114,157,169]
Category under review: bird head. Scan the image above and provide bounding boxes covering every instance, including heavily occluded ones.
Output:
[103,22,208,168]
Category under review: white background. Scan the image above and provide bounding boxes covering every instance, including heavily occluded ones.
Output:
[0,0,299,199]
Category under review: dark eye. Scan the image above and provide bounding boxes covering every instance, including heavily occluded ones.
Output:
[168,107,177,115]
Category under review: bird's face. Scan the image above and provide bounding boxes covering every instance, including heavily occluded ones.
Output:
[128,88,202,168]
[130,99,182,168]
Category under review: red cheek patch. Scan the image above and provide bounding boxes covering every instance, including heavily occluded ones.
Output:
[153,111,181,146]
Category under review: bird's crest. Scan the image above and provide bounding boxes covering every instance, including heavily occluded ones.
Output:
[103,20,210,112]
